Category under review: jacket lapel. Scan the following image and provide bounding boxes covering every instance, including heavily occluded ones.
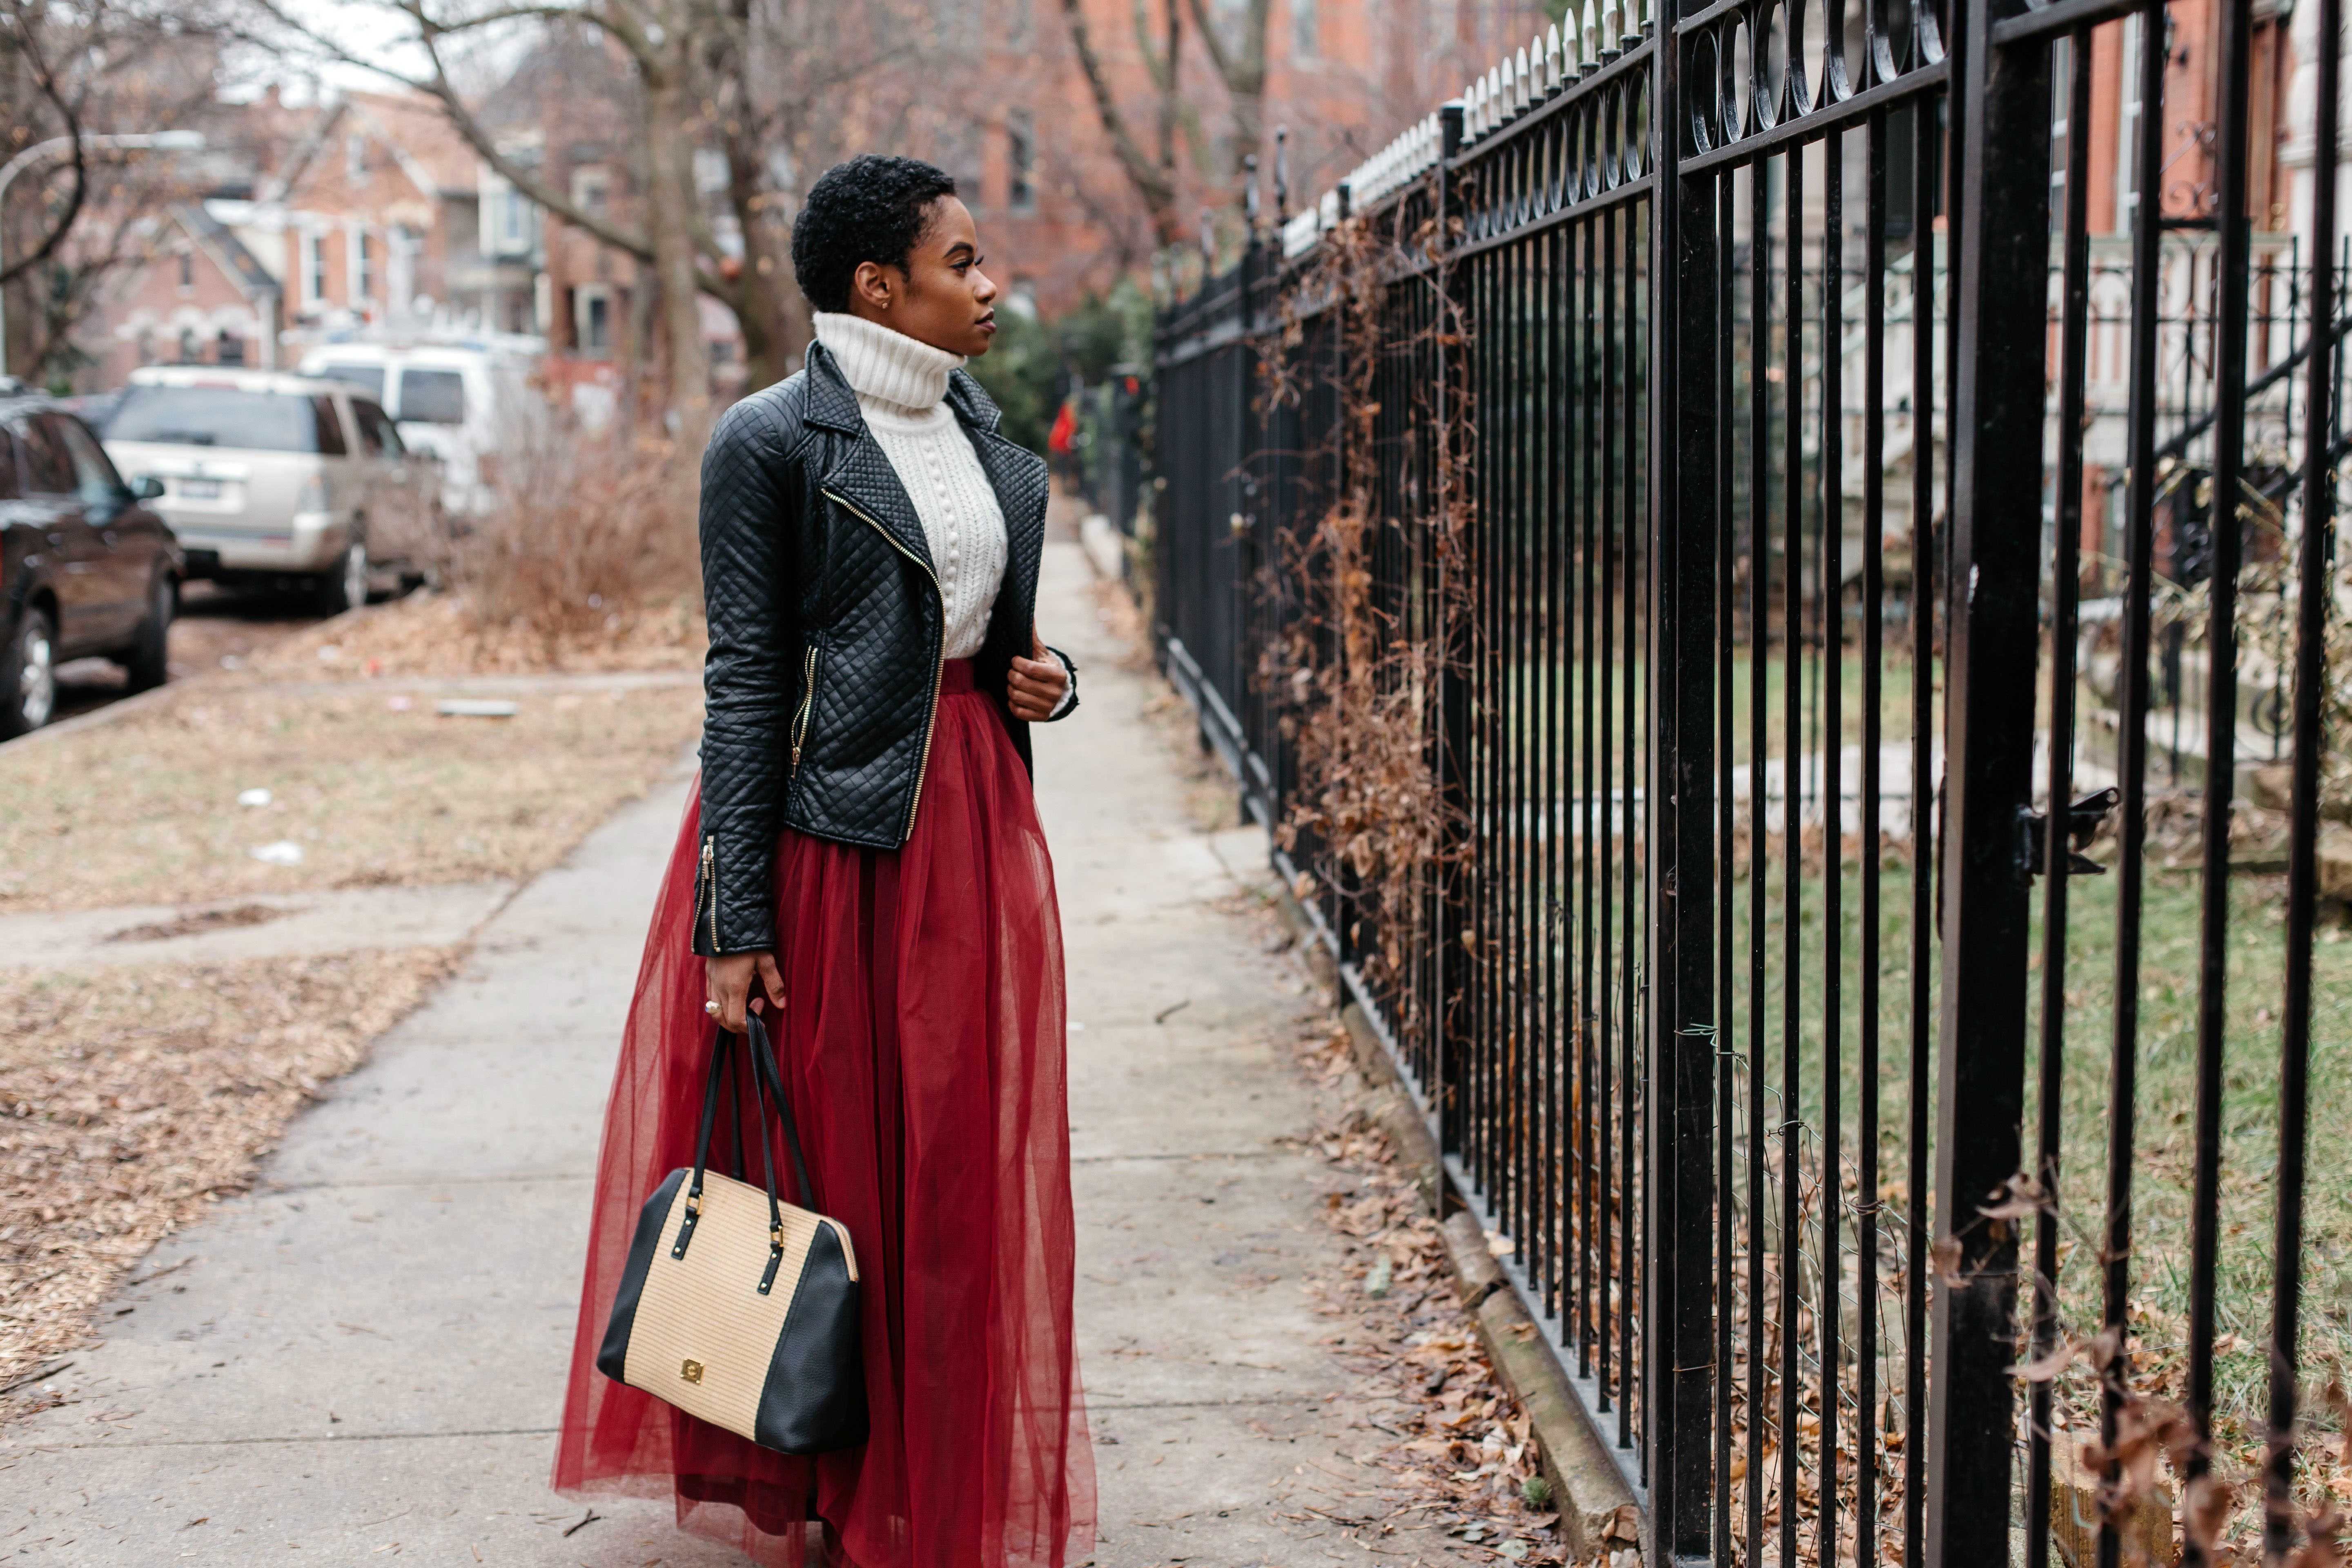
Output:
[947,370,1049,635]
[802,343,936,573]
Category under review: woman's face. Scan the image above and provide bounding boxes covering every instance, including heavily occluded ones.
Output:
[848,196,999,357]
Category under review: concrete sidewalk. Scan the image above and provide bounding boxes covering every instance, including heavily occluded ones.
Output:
[0,540,1477,1566]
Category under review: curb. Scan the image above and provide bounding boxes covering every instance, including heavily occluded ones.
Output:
[1268,879,1642,1561]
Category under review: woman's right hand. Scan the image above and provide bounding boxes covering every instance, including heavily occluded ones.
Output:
[706,951,784,1033]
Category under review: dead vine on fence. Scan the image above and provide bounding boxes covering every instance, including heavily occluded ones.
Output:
[1254,196,1473,1055]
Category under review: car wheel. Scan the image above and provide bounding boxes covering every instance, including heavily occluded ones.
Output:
[124,572,172,692]
[0,603,57,739]
[314,535,369,616]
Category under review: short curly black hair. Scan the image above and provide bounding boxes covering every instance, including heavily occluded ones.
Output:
[790,155,959,315]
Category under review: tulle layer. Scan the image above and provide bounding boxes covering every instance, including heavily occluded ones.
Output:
[554,664,1094,1568]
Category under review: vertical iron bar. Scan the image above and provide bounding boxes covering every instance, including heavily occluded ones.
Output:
[1652,20,1719,1532]
[2265,0,2339,1547]
[2025,31,2093,1568]
[1906,86,1940,1568]
[2183,4,2254,1548]
[2097,8,2165,1563]
[1925,0,2052,1555]
[1601,198,1620,1412]
[1780,137,1807,1568]
[1716,161,1739,1568]
[1820,128,1845,1568]
[1748,156,1774,1568]
[1861,101,1889,1568]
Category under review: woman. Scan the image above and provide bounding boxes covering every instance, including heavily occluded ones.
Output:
[553,154,1096,1568]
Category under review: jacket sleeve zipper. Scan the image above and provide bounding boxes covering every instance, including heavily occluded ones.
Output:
[820,489,946,837]
[698,836,719,953]
[789,646,817,768]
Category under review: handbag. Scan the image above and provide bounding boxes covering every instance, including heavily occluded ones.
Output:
[595,1011,868,1452]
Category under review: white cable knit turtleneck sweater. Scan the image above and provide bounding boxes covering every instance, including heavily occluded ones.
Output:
[812,311,1006,661]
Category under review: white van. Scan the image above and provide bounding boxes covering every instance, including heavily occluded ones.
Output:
[96,366,428,612]
[296,344,534,517]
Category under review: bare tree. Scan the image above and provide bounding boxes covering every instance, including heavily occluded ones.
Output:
[0,0,232,383]
[1187,0,1270,180]
[1059,0,1182,245]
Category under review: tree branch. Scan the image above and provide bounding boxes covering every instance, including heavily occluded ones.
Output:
[243,0,664,266]
[1059,0,1180,244]
[0,2,89,289]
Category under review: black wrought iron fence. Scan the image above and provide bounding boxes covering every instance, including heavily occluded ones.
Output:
[1151,0,2350,1560]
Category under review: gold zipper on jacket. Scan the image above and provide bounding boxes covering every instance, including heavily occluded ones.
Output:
[821,489,945,837]
[789,646,817,768]
[698,836,719,953]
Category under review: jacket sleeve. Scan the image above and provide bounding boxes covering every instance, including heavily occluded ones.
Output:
[693,395,801,957]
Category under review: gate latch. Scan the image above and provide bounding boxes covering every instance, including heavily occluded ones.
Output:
[2020,787,2119,877]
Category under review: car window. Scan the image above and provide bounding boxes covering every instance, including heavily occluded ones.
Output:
[102,386,323,452]
[0,430,22,500]
[51,415,125,503]
[15,415,76,494]
[398,369,465,425]
[353,399,405,457]
[312,396,347,456]
[313,363,385,403]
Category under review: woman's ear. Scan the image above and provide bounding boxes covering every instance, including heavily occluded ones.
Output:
[852,259,892,312]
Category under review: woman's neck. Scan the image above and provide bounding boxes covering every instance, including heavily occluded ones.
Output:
[812,310,962,414]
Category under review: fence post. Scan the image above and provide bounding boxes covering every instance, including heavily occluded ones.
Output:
[1926,0,2052,1559]
[1645,0,1716,1554]
[1434,100,1471,1159]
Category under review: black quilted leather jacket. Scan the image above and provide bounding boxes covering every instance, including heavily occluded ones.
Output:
[692,343,1074,957]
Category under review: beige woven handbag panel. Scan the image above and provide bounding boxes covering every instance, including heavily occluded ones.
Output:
[623,1171,822,1440]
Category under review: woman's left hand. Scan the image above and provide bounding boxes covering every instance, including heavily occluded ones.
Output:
[1007,635,1069,722]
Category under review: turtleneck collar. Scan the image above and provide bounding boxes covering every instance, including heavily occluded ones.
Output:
[812,311,963,416]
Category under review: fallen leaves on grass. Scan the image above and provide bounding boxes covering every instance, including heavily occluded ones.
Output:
[0,949,459,1412]
[246,590,705,680]
[0,682,702,912]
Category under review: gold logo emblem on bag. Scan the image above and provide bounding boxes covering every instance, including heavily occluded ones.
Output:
[681,1359,704,1384]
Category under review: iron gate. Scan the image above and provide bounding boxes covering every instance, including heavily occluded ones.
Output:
[1152,0,2351,1559]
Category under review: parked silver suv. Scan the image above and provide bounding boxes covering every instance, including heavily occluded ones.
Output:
[92,366,428,613]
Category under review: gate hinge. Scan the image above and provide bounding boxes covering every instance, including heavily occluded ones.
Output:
[2018,787,2119,877]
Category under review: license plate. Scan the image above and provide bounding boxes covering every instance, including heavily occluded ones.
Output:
[176,477,222,500]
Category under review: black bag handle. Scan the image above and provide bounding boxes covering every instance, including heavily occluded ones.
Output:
[673,1012,820,1292]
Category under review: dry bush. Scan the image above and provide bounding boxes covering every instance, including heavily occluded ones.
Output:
[443,416,699,652]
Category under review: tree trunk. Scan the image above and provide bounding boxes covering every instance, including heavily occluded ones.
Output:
[723,140,806,390]
[641,65,714,447]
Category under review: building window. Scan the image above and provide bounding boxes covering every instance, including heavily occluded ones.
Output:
[303,232,327,304]
[1007,111,1035,212]
[572,167,610,218]
[575,284,612,356]
[347,134,366,185]
[178,327,199,362]
[481,170,537,259]
[356,231,376,303]
[176,250,194,292]
[217,330,245,367]
[1293,0,1317,57]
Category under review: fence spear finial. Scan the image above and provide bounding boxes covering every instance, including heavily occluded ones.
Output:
[1581,0,1599,68]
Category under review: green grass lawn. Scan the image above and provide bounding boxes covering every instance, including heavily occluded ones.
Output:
[1713,850,2352,1450]
[1499,649,1936,763]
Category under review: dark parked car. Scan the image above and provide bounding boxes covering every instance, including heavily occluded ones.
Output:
[0,395,186,737]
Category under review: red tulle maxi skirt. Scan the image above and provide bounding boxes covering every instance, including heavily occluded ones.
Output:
[553,659,1096,1568]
